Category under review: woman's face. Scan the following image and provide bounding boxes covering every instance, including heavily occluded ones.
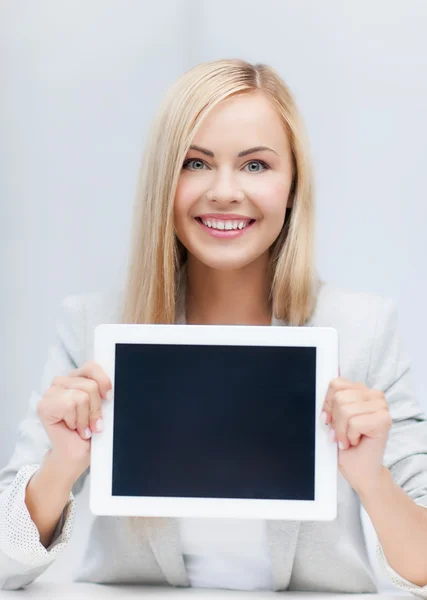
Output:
[174,92,294,271]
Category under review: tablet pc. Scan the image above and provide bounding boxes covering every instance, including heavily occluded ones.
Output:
[90,324,338,520]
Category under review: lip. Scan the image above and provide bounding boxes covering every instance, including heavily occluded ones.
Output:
[195,216,256,239]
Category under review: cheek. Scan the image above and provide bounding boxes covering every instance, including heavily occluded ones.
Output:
[174,177,203,217]
[252,179,290,219]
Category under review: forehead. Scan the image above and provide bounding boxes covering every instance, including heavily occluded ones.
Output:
[192,92,289,153]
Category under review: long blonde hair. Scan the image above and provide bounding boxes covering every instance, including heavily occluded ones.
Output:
[121,59,317,326]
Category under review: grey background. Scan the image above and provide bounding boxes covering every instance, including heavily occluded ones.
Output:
[1,0,426,589]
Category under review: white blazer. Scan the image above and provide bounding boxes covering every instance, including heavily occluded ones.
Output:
[1,278,427,595]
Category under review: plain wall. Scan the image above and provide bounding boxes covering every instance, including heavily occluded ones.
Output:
[1,0,426,590]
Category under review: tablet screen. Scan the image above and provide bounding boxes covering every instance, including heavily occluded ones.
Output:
[111,343,316,501]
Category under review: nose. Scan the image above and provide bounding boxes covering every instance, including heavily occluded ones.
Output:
[206,169,244,205]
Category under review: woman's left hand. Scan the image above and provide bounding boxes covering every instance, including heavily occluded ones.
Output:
[321,377,393,496]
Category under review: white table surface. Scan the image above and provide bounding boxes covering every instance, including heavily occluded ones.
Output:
[0,584,411,599]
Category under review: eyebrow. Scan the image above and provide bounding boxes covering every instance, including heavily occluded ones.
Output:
[189,145,279,158]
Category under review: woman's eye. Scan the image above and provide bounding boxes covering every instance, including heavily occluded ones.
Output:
[183,158,269,172]
[244,160,269,173]
[183,159,206,170]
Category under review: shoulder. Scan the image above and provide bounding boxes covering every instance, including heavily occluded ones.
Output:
[311,280,394,332]
[55,289,124,364]
[311,282,401,383]
[59,288,124,327]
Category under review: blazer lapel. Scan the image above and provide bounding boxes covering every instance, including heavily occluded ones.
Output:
[266,520,301,590]
[144,517,189,587]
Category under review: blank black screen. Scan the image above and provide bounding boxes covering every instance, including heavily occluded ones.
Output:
[112,343,316,501]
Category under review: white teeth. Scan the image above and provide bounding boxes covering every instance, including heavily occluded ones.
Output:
[200,218,251,230]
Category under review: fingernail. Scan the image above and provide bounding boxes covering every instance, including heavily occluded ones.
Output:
[320,411,328,425]
[329,428,336,443]
[338,441,345,450]
[84,428,92,439]
[95,418,104,433]
[106,390,113,402]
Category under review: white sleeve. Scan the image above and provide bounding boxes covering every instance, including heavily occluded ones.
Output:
[366,298,427,597]
[376,535,427,598]
[0,464,76,567]
[0,295,87,590]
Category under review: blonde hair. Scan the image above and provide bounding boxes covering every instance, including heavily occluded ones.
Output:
[121,59,317,326]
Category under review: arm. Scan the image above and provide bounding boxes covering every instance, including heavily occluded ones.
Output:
[25,449,81,549]
[363,298,427,594]
[0,295,87,590]
[322,297,427,595]
[359,466,427,587]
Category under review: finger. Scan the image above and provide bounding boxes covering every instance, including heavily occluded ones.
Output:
[347,409,392,446]
[322,377,367,417]
[72,389,92,440]
[331,388,370,424]
[334,397,387,449]
[53,375,104,434]
[320,410,332,426]
[328,388,368,447]
[68,360,112,401]
[38,387,77,429]
[347,428,362,448]
[61,388,78,431]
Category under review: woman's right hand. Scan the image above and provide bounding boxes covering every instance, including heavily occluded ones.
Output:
[36,360,112,482]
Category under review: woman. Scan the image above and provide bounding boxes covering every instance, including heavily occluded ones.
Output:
[1,59,427,594]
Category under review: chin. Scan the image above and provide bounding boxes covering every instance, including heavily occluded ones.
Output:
[191,249,264,272]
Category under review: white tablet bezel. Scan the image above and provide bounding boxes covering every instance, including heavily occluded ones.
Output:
[90,324,338,521]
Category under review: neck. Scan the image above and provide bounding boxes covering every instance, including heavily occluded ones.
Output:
[185,254,273,326]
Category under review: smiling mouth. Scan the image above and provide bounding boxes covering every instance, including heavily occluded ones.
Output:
[195,217,256,231]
